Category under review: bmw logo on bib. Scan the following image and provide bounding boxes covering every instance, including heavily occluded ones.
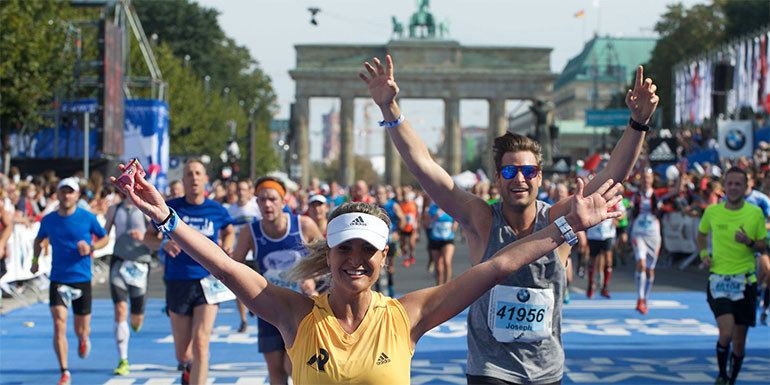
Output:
[517,289,531,303]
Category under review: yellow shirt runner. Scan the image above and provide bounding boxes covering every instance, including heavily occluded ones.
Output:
[287,291,414,384]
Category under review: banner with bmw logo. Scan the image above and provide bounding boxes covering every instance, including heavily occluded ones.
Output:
[717,120,753,160]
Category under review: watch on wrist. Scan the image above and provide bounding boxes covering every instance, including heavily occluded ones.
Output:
[152,207,179,234]
[628,118,650,132]
[554,216,578,246]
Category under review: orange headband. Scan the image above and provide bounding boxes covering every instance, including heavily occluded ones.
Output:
[256,180,286,199]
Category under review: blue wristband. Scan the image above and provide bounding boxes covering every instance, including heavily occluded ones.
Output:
[152,207,179,234]
[378,114,404,128]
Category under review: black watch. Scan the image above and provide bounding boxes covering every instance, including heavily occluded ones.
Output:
[628,118,650,132]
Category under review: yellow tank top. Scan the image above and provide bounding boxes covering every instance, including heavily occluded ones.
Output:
[287,291,414,384]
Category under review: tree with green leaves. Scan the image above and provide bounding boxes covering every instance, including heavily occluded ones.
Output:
[131,0,278,178]
[0,0,76,173]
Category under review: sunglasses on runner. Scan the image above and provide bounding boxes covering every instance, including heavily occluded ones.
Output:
[500,165,540,179]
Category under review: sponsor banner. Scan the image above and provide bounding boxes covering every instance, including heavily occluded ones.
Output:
[717,120,753,159]
[647,138,678,166]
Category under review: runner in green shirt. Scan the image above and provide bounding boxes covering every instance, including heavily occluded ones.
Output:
[697,166,770,385]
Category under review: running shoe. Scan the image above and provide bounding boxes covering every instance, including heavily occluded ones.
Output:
[563,290,571,304]
[113,359,130,375]
[577,266,586,278]
[714,375,728,385]
[639,299,648,315]
[181,364,191,385]
[408,255,416,265]
[427,260,435,273]
[586,286,594,299]
[132,323,142,332]
[600,288,610,298]
[238,320,248,333]
[402,259,411,267]
[58,370,71,385]
[760,309,768,326]
[78,338,91,358]
[635,298,643,312]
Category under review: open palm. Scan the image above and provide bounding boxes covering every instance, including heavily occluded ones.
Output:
[359,55,399,107]
[570,178,623,232]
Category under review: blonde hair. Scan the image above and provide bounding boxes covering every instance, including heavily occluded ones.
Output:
[286,202,391,282]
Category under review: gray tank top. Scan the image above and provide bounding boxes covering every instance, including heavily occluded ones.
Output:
[113,203,151,263]
[466,200,565,383]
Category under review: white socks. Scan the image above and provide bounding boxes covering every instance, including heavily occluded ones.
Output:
[644,276,654,299]
[114,321,129,360]
[635,271,647,299]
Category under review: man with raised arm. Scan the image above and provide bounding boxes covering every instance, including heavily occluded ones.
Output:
[359,55,659,385]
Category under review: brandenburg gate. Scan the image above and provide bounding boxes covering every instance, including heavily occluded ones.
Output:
[289,39,557,187]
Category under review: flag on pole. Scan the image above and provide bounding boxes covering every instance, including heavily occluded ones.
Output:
[574,10,585,18]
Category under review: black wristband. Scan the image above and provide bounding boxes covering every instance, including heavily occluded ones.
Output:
[628,118,650,132]
[156,210,174,227]
[749,240,755,249]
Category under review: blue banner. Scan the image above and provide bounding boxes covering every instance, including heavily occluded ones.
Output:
[585,109,630,126]
[9,99,169,192]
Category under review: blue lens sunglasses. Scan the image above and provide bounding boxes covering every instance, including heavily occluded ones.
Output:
[500,165,540,179]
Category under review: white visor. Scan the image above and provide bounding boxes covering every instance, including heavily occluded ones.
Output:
[326,213,389,251]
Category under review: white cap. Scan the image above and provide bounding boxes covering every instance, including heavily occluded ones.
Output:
[309,194,327,205]
[326,213,389,251]
[57,177,80,192]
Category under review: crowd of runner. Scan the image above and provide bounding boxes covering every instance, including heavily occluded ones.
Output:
[1,56,769,385]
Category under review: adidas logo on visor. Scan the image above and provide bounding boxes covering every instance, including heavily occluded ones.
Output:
[349,216,367,226]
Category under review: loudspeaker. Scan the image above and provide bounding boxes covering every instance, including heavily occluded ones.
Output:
[713,63,734,92]
[713,94,727,117]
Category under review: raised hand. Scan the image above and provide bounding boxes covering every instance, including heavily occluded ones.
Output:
[625,66,659,125]
[566,178,623,232]
[359,55,399,107]
[109,164,169,224]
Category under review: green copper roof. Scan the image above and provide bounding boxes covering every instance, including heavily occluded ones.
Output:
[555,36,657,90]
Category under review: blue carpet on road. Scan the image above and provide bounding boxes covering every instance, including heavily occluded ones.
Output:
[1,291,768,384]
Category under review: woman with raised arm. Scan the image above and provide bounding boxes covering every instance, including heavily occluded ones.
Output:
[111,168,621,384]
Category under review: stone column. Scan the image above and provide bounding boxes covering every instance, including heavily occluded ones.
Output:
[487,98,507,178]
[339,96,355,188]
[384,98,401,186]
[295,97,310,187]
[444,97,461,175]
[385,132,401,186]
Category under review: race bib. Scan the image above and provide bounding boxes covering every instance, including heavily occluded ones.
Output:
[57,284,83,308]
[488,285,554,343]
[709,274,746,301]
[118,260,149,289]
[634,213,659,232]
[200,274,236,304]
[430,221,453,240]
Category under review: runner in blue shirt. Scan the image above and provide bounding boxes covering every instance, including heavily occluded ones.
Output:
[143,159,235,385]
[31,177,109,385]
[375,184,406,297]
[427,202,458,285]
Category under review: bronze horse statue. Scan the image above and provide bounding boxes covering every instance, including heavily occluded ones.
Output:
[409,0,436,38]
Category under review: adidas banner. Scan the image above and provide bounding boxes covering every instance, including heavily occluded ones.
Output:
[717,120,754,160]
[647,138,678,166]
